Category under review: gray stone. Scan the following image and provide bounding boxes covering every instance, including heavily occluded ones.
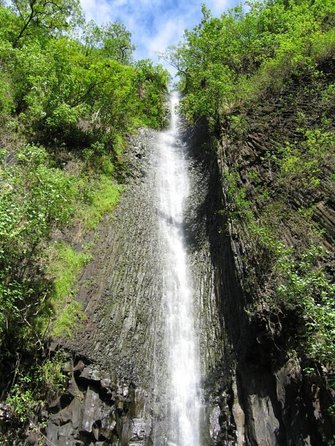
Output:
[58,421,75,446]
[92,424,100,440]
[73,360,86,374]
[49,342,59,353]
[46,421,59,445]
[248,394,280,446]
[79,367,102,383]
[50,397,83,429]
[130,417,148,441]
[81,387,103,433]
[68,374,84,399]
[62,361,72,373]
[209,405,221,442]
[81,387,114,433]
[49,396,61,410]
[101,377,112,390]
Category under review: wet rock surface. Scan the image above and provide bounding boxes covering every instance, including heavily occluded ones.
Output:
[45,356,149,446]
[66,128,162,385]
[55,125,226,445]
[46,78,335,444]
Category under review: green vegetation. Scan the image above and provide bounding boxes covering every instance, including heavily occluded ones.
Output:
[172,0,335,408]
[0,0,168,431]
[46,242,90,337]
[76,174,122,231]
[249,220,335,364]
[172,0,335,125]
[6,354,66,423]
[4,352,68,444]
[0,144,75,354]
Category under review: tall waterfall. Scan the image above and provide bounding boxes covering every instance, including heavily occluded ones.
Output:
[155,92,202,446]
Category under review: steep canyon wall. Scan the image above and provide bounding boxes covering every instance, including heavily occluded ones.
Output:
[45,83,334,445]
[46,121,226,446]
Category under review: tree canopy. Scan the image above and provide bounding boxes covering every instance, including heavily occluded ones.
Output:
[0,0,169,425]
[171,0,335,124]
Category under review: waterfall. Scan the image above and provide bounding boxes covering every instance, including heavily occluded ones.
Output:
[155,92,202,446]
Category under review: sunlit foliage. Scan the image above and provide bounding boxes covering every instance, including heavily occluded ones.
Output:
[0,0,169,414]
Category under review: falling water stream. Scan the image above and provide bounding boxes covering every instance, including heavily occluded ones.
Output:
[155,92,202,446]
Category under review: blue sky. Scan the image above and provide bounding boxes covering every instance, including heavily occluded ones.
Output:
[80,0,243,72]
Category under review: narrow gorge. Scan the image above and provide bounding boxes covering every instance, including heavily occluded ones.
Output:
[45,93,225,445]
[1,1,334,444]
[43,87,334,446]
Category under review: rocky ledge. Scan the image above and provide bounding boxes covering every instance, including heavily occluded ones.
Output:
[46,353,150,446]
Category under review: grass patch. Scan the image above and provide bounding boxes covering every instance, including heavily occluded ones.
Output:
[52,300,85,338]
[78,174,122,231]
[43,165,122,338]
[39,159,123,338]
[49,242,90,301]
[46,242,90,338]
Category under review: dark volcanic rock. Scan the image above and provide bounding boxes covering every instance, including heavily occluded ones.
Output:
[44,75,335,445]
[46,357,147,446]
[49,123,226,445]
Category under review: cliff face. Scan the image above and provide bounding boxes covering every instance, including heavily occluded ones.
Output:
[42,122,226,446]
[31,59,334,444]
[41,81,334,444]
[204,59,335,445]
[205,137,334,446]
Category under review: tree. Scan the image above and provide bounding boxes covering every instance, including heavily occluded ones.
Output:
[83,20,134,64]
[102,22,134,64]
[0,144,75,354]
[10,0,83,46]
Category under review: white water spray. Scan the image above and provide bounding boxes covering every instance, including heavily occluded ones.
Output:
[156,92,202,446]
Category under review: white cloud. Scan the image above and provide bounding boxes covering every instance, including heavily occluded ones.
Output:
[80,0,113,23]
[208,0,233,15]
[79,0,241,73]
[147,18,185,55]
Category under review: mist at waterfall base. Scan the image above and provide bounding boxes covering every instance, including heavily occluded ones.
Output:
[153,92,203,446]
